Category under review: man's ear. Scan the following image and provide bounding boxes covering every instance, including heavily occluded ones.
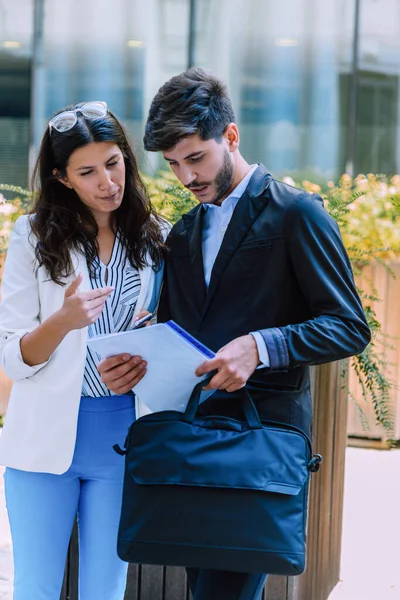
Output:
[224,123,239,152]
[52,168,73,189]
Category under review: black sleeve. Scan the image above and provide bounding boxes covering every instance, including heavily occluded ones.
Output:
[260,194,371,369]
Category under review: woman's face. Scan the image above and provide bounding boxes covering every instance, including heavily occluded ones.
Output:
[60,141,126,225]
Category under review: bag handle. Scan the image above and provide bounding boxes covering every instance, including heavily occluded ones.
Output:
[182,373,262,430]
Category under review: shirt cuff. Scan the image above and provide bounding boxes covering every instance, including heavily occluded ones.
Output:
[249,331,270,369]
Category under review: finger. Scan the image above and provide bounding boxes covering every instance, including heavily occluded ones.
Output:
[81,286,114,301]
[87,301,110,320]
[97,354,132,375]
[65,273,83,297]
[99,356,144,384]
[104,361,147,390]
[195,358,223,377]
[112,368,147,395]
[131,310,153,329]
[132,310,150,324]
[226,381,246,393]
[82,300,110,321]
[86,296,108,311]
[111,383,134,395]
[86,310,104,325]
[202,372,231,391]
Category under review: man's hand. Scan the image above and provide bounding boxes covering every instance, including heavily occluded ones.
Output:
[195,334,260,393]
[98,354,147,395]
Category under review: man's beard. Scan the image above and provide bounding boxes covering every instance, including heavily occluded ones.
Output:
[186,149,234,205]
[212,150,235,205]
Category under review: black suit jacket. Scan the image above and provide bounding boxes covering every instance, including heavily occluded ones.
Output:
[158,164,371,437]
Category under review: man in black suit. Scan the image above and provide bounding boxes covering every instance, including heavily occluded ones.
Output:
[99,68,370,599]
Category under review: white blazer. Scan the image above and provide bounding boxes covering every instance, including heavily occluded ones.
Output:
[0,215,165,474]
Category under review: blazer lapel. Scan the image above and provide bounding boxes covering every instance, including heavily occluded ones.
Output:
[133,250,153,314]
[202,165,272,317]
[70,249,91,292]
[182,206,207,311]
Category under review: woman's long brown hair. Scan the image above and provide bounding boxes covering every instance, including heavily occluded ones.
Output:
[30,106,165,285]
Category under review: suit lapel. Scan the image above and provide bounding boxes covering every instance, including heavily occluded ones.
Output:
[202,165,272,317]
[179,165,272,318]
[182,206,207,311]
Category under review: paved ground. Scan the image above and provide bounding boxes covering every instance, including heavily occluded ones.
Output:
[0,447,399,600]
[328,447,400,600]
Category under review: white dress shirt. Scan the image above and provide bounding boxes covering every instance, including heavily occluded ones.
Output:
[202,164,270,367]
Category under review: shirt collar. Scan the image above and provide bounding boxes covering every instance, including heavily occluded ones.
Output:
[203,164,258,212]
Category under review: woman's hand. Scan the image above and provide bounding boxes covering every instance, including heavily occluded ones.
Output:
[20,274,114,367]
[131,309,152,328]
[98,354,147,394]
[57,273,114,333]
[97,309,152,394]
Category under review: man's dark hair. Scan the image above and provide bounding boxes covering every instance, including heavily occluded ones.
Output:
[144,67,236,152]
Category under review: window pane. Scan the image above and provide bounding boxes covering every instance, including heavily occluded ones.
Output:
[195,0,355,181]
[356,0,400,175]
[33,0,189,171]
[0,0,33,189]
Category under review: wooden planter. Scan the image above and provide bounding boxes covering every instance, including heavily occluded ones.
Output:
[347,261,400,442]
[60,360,348,600]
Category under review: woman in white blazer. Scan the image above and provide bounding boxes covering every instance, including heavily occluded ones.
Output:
[0,101,167,600]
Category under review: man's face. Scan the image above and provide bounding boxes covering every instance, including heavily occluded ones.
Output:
[163,134,235,205]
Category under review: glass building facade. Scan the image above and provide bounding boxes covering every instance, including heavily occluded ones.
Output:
[0,0,399,190]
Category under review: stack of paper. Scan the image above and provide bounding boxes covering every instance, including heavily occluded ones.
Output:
[87,321,216,416]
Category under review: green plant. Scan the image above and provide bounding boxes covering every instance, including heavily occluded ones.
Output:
[141,171,196,222]
[285,173,400,439]
[0,185,33,254]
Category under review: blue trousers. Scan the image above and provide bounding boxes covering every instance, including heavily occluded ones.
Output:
[5,394,134,600]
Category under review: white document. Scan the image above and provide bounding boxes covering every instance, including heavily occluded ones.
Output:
[87,321,216,417]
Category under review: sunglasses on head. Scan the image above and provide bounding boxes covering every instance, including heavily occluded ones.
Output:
[48,101,108,134]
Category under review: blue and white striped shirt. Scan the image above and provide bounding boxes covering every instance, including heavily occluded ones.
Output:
[82,233,141,397]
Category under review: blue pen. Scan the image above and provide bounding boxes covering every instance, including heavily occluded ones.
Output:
[130,312,153,330]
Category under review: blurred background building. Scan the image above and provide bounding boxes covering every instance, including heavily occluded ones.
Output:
[0,0,399,189]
